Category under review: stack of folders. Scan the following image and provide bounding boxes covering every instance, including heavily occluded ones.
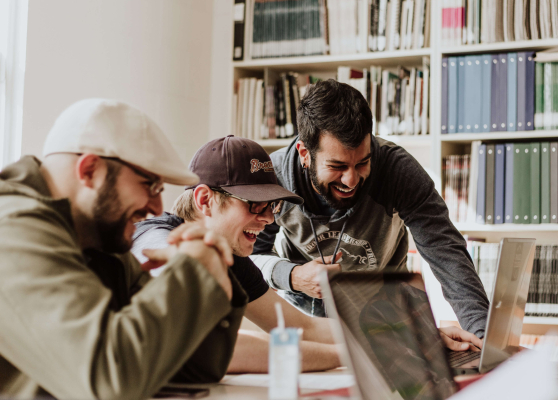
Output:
[450,141,558,225]
[232,0,431,60]
[467,242,558,317]
[441,0,558,47]
[441,52,536,134]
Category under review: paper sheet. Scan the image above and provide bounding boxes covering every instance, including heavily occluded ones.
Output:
[221,373,355,391]
[449,344,558,400]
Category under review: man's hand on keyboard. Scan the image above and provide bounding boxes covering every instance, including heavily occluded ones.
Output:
[439,326,483,351]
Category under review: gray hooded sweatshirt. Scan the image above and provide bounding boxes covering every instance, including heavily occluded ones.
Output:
[251,136,489,337]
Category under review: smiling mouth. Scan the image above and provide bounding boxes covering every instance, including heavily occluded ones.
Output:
[332,185,357,197]
[243,229,261,241]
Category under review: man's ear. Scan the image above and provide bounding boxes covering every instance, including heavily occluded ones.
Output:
[296,140,311,168]
[193,185,213,217]
[75,154,104,189]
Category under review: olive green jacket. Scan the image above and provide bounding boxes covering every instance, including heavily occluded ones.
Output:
[0,156,248,399]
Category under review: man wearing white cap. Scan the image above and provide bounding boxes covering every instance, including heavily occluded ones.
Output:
[0,99,247,399]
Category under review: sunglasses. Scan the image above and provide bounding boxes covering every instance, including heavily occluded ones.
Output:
[212,188,282,215]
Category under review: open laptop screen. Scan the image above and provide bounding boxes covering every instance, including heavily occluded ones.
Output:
[327,272,456,400]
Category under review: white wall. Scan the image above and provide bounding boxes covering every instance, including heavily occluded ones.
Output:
[22,0,215,209]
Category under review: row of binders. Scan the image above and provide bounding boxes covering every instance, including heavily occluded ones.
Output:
[442,0,558,47]
[444,141,558,225]
[232,0,431,60]
[441,51,536,134]
[468,242,558,317]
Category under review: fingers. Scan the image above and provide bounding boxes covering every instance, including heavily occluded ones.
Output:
[203,231,234,267]
[322,251,343,264]
[141,259,165,271]
[440,332,471,351]
[439,326,484,350]
[168,224,207,245]
[323,263,341,272]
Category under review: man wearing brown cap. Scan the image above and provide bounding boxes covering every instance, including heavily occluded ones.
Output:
[133,135,344,373]
[0,99,245,399]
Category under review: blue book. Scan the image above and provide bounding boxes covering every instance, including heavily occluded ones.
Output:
[476,144,487,224]
[442,57,449,134]
[485,144,496,224]
[507,53,518,131]
[498,53,508,131]
[481,55,492,132]
[490,55,500,132]
[517,52,527,131]
[504,143,514,223]
[448,57,458,134]
[463,56,477,133]
[494,144,506,224]
[470,55,483,133]
[457,56,467,133]
[525,52,536,130]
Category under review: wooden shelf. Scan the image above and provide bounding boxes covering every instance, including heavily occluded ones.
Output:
[377,135,433,147]
[441,130,558,143]
[454,223,558,232]
[255,138,296,148]
[233,49,432,71]
[441,38,558,55]
[523,317,558,325]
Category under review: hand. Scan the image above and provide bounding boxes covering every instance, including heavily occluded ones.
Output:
[143,240,232,300]
[291,252,342,298]
[166,221,234,267]
[439,326,484,351]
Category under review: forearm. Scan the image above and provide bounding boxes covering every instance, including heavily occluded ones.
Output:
[296,316,336,344]
[227,330,341,373]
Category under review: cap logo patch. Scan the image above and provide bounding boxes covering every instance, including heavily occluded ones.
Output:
[250,159,274,173]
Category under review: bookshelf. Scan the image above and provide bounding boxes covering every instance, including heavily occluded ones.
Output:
[228,0,558,331]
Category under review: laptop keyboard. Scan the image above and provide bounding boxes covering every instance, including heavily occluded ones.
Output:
[447,350,481,367]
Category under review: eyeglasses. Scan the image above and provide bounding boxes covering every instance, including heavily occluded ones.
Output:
[105,158,165,197]
[213,188,281,215]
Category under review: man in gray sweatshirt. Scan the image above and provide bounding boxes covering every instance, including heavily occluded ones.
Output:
[252,79,489,338]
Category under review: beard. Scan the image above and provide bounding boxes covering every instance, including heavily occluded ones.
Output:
[308,157,364,210]
[92,170,132,254]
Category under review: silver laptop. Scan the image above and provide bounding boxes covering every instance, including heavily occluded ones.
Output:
[320,238,536,399]
[449,237,536,374]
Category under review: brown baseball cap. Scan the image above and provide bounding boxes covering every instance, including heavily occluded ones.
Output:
[186,135,303,205]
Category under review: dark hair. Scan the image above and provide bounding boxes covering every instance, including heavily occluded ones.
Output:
[297,79,372,156]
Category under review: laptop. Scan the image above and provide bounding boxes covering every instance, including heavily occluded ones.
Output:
[448,238,536,375]
[319,238,536,400]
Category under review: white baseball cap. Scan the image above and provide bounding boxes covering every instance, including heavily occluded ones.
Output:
[43,98,199,186]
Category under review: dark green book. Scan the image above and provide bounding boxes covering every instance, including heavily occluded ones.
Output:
[541,142,551,223]
[530,142,541,224]
[513,143,531,224]
[485,144,496,224]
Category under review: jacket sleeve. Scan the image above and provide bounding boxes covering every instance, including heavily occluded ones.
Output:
[251,221,299,291]
[0,204,247,399]
[376,147,489,337]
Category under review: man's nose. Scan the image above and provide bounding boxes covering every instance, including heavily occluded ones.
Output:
[342,168,359,188]
[147,193,164,216]
[258,205,275,224]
